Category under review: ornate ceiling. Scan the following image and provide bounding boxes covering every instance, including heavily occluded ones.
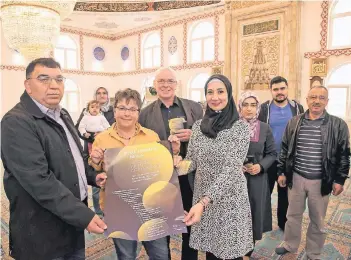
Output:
[74,1,221,12]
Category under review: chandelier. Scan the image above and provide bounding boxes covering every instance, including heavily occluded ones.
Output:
[0,1,76,59]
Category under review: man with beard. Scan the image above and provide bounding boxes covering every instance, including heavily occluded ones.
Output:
[275,86,350,259]
[258,76,304,231]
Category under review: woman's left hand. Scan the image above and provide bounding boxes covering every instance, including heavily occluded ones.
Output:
[96,172,107,188]
[168,135,180,155]
[246,164,261,175]
[183,203,204,226]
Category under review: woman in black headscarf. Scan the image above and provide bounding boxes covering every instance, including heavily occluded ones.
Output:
[178,75,253,260]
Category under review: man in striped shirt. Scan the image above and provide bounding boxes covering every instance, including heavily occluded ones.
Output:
[275,86,350,260]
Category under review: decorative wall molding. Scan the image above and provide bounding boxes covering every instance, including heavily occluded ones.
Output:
[74,1,221,12]
[160,28,164,66]
[230,1,271,10]
[304,1,351,58]
[214,14,220,62]
[138,34,141,69]
[183,22,188,65]
[1,61,224,76]
[79,35,84,70]
[61,27,115,40]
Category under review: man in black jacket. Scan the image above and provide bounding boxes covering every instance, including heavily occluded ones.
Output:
[258,76,304,230]
[139,67,203,260]
[275,86,350,259]
[1,58,107,260]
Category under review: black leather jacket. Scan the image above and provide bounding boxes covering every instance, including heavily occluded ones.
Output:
[277,111,350,196]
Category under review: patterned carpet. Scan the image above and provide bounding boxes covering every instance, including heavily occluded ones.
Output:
[1,176,350,260]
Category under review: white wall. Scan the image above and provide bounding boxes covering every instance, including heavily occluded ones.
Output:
[1,9,225,120]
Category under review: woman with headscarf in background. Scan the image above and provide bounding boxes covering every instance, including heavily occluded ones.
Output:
[177,75,253,260]
[75,87,114,218]
[238,91,276,258]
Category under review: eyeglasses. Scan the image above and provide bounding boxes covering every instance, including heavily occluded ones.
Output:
[308,95,327,101]
[242,103,258,108]
[116,106,140,113]
[156,79,177,85]
[27,75,66,85]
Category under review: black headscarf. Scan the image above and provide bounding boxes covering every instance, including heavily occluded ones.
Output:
[200,74,239,139]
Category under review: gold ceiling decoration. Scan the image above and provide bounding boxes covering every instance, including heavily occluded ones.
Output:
[74,1,221,12]
[0,1,76,60]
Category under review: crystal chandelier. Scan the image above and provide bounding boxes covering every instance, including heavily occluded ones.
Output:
[0,1,76,59]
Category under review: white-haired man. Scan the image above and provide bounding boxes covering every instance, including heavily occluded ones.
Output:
[139,67,203,260]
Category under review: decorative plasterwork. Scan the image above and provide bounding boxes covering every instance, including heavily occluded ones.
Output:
[74,1,221,12]
[304,1,351,58]
[183,22,188,65]
[214,14,220,62]
[0,61,224,76]
[61,27,115,40]
[138,34,141,69]
[230,1,271,10]
[160,28,164,66]
[79,34,84,70]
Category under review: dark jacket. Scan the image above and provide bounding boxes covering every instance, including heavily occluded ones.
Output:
[258,99,304,123]
[75,106,114,152]
[277,111,350,196]
[139,97,203,193]
[139,97,203,154]
[1,92,98,260]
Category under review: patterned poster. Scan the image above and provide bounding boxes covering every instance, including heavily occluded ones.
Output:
[103,142,187,241]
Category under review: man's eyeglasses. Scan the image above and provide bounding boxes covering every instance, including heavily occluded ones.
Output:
[116,106,140,113]
[308,95,327,101]
[27,75,66,85]
[156,79,177,85]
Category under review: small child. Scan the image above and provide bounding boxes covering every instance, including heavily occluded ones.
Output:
[78,100,110,154]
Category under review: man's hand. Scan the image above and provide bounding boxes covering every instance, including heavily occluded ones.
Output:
[332,183,344,196]
[175,129,192,142]
[84,133,91,138]
[246,164,261,175]
[168,135,180,155]
[86,215,107,234]
[183,203,204,226]
[90,147,104,164]
[96,172,107,188]
[277,175,287,187]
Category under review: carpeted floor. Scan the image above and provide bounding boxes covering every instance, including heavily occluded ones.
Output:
[1,176,350,260]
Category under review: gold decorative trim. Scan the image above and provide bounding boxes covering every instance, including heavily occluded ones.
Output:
[231,1,270,10]
[160,28,164,66]
[61,27,115,41]
[183,22,188,65]
[79,34,84,70]
[212,65,223,75]
[243,20,279,36]
[310,58,327,77]
[74,1,220,12]
[214,15,219,62]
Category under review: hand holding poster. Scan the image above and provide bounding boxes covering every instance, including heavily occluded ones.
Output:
[103,142,187,241]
